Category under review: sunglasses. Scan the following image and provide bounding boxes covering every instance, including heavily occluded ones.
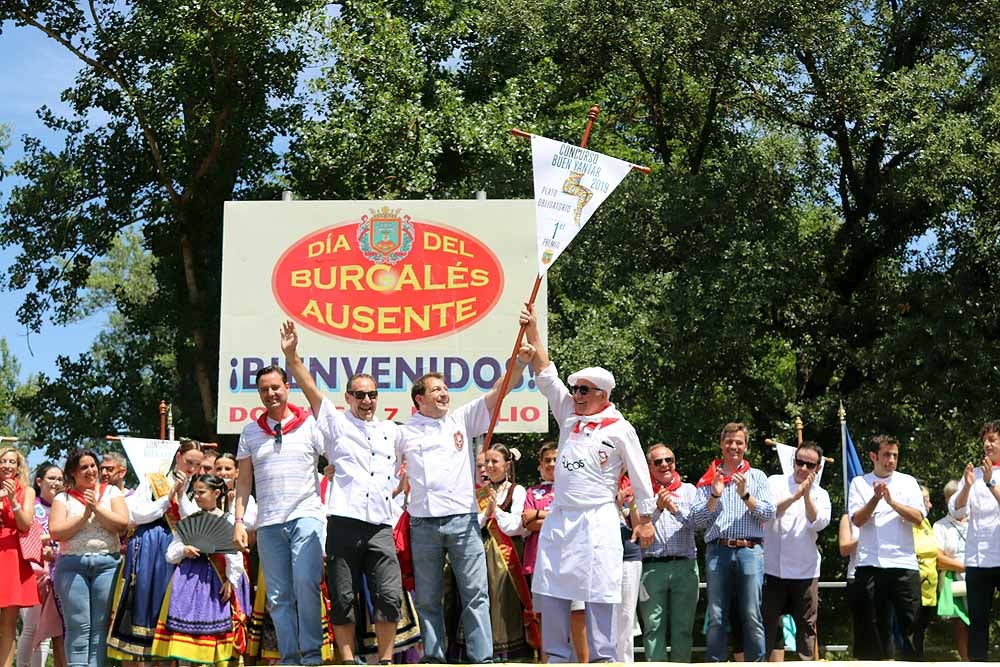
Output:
[794,458,819,470]
[569,385,601,396]
[652,457,675,466]
[348,390,379,400]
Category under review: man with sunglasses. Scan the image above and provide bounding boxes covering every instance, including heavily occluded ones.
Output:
[281,320,404,666]
[519,304,655,663]
[638,444,700,662]
[760,442,831,661]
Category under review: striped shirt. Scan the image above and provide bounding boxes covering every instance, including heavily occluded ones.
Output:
[237,411,325,528]
[642,482,698,560]
[689,468,775,542]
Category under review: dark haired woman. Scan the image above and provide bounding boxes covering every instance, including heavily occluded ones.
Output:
[49,449,129,667]
[107,440,205,664]
[475,444,536,659]
[16,463,66,667]
[151,475,251,664]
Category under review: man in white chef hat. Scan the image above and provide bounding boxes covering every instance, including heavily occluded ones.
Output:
[519,304,655,662]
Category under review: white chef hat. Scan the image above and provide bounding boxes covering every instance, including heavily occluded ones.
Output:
[567,367,616,394]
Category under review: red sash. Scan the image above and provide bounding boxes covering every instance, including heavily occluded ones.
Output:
[695,459,750,488]
[255,403,309,436]
[476,485,541,649]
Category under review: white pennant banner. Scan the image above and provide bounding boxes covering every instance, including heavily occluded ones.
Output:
[120,437,181,478]
[531,135,634,275]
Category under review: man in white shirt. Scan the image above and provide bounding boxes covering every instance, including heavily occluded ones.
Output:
[396,342,535,663]
[233,365,327,666]
[761,442,831,661]
[282,321,402,665]
[948,419,1000,661]
[520,304,655,663]
[848,434,925,660]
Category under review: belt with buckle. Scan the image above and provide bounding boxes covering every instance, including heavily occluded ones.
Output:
[644,555,691,563]
[713,538,761,548]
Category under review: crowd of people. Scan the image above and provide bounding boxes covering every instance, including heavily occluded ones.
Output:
[2,305,1000,666]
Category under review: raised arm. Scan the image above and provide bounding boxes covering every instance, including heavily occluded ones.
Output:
[520,303,550,375]
[482,341,535,415]
[282,320,324,417]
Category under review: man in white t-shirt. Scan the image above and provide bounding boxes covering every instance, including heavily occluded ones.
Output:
[233,365,326,665]
[847,434,925,660]
[397,342,535,664]
[282,321,403,665]
[761,442,831,661]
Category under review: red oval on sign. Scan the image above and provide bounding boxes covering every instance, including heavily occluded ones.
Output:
[272,211,505,342]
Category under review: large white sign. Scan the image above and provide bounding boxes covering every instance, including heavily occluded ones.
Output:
[218,200,547,434]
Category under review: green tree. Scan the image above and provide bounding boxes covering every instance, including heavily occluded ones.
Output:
[0,0,322,447]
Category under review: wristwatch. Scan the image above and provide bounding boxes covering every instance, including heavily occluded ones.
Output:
[987,479,997,489]
[741,491,751,501]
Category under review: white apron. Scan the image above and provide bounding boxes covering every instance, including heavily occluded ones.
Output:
[530,423,625,603]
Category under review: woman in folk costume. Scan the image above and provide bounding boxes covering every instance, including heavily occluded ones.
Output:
[151,475,251,665]
[0,447,42,667]
[474,443,538,660]
[17,463,67,667]
[107,440,206,663]
[519,304,656,663]
[49,449,130,667]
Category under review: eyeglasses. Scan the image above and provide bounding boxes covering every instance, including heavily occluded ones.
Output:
[652,457,675,466]
[569,385,601,396]
[348,390,379,400]
[794,458,818,470]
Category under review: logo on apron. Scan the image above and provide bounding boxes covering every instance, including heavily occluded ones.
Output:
[454,431,465,450]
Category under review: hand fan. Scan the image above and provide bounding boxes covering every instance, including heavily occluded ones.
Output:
[175,511,238,554]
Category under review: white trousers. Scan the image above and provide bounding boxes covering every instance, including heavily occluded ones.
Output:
[615,560,643,663]
[17,605,51,667]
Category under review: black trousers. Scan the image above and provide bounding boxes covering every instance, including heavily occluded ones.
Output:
[853,566,920,660]
[966,566,1000,661]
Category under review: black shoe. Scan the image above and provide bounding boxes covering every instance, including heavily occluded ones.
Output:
[378,661,392,665]
[417,658,444,664]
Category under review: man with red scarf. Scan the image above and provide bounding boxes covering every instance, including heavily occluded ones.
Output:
[519,304,655,663]
[689,422,775,662]
[233,365,327,666]
[638,443,699,662]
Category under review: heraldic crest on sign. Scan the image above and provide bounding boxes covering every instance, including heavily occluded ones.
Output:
[359,206,416,265]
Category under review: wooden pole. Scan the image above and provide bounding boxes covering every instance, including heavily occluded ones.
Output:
[159,400,167,440]
[482,106,602,450]
[795,415,804,445]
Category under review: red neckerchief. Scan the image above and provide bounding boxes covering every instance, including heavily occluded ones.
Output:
[571,416,619,434]
[652,472,683,494]
[320,475,330,501]
[67,483,108,505]
[256,403,309,437]
[695,459,751,488]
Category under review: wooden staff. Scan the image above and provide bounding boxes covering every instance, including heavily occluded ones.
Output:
[159,400,167,440]
[483,106,650,449]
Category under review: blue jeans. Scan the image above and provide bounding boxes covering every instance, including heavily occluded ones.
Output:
[705,543,765,661]
[53,553,120,667]
[410,513,493,662]
[256,516,326,665]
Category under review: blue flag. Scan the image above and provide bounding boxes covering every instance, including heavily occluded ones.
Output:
[843,423,864,511]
